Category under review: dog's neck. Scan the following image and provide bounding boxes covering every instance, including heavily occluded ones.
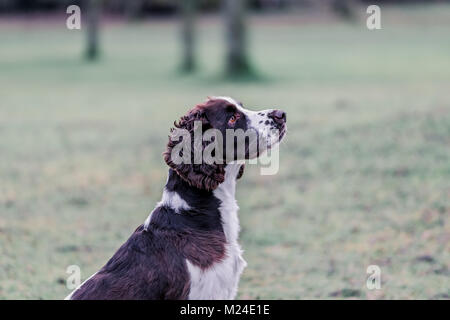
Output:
[165,163,242,199]
[214,163,241,197]
[213,163,242,243]
[143,163,243,234]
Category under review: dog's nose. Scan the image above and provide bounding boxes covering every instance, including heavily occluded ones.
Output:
[268,109,286,126]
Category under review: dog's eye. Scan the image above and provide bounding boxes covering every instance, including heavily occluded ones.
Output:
[228,114,239,125]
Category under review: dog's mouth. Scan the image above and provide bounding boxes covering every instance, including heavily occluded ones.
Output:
[267,124,286,149]
[278,125,287,141]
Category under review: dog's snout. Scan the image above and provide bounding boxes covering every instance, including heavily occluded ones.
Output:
[269,110,286,126]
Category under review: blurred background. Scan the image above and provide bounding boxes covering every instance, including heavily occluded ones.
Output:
[0,0,449,299]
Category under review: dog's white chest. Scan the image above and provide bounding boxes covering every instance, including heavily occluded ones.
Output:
[186,243,246,300]
[186,164,247,300]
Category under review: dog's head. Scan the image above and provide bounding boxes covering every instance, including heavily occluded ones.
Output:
[163,96,287,191]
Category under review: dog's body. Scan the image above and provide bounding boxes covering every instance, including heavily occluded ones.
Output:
[66,164,245,300]
[66,97,286,300]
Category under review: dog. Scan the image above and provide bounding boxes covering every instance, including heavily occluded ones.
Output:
[66,96,286,300]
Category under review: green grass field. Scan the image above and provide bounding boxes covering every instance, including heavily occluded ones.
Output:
[0,4,449,299]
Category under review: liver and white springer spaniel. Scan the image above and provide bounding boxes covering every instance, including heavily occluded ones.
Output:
[66,96,287,300]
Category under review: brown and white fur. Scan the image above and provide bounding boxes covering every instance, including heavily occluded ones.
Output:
[66,96,286,300]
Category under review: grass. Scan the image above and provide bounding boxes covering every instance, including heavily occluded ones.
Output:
[0,4,449,299]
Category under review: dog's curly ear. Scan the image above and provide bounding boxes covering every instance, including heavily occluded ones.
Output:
[163,106,225,191]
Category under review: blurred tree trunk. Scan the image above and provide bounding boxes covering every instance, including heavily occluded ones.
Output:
[85,0,100,61]
[224,0,251,77]
[180,0,196,72]
[125,0,144,22]
[331,0,359,22]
